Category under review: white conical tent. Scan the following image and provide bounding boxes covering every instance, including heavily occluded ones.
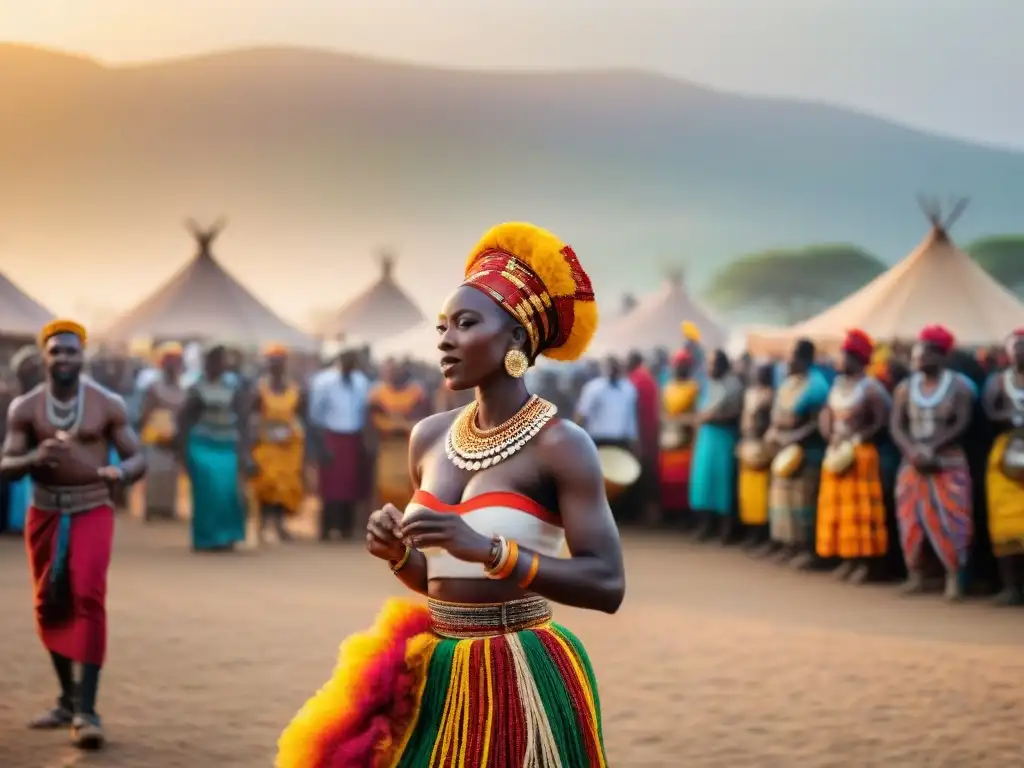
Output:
[101,219,313,349]
[371,319,440,362]
[0,270,54,337]
[748,209,1024,355]
[315,252,425,343]
[591,271,727,355]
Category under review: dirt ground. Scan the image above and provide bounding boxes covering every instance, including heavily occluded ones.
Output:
[1,518,1022,768]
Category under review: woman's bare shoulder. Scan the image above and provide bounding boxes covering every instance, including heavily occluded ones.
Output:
[409,409,461,459]
[534,418,601,472]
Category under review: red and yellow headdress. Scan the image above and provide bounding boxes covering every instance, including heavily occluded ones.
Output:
[38,319,87,350]
[462,222,598,362]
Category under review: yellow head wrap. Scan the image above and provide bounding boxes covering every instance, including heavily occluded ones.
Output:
[462,222,598,362]
[263,342,288,358]
[154,341,184,366]
[38,319,87,350]
[681,321,701,343]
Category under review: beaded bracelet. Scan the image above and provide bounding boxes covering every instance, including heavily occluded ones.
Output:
[390,546,412,574]
[518,552,540,589]
[489,540,520,580]
[484,537,510,578]
[485,536,506,572]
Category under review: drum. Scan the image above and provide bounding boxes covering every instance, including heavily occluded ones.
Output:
[1001,430,1024,481]
[823,441,855,476]
[659,422,693,452]
[597,445,641,502]
[737,439,772,470]
[771,444,804,478]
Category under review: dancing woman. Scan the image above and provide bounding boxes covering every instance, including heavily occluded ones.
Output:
[277,223,624,767]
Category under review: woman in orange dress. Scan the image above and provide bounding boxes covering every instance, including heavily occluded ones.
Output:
[250,345,307,542]
[369,360,430,510]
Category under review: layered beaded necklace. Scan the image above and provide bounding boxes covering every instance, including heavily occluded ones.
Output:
[45,381,85,433]
[910,370,953,409]
[446,394,557,471]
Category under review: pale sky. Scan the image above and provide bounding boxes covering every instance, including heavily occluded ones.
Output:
[4,0,1023,149]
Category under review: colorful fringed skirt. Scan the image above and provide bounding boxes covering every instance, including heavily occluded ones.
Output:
[815,444,888,559]
[276,595,606,768]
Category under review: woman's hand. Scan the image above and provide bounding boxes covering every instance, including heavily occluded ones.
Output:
[400,508,493,564]
[366,504,407,562]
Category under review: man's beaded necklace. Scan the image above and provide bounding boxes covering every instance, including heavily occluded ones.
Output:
[45,380,85,433]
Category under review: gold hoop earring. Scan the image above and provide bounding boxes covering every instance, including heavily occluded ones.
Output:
[504,349,529,378]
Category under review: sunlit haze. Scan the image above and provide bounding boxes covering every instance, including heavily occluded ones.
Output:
[2,0,1021,327]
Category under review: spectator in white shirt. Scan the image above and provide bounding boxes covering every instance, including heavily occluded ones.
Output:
[575,357,639,451]
[307,347,371,540]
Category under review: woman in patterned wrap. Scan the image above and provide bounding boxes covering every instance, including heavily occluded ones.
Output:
[767,339,830,568]
[891,325,975,601]
[276,222,623,767]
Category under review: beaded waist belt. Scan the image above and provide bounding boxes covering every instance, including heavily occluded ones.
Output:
[427,595,552,639]
[33,483,111,514]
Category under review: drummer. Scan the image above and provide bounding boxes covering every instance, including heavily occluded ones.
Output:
[368,358,429,510]
[981,329,1024,605]
[737,362,776,550]
[766,338,830,568]
[815,330,895,583]
[658,350,700,523]
[576,356,639,520]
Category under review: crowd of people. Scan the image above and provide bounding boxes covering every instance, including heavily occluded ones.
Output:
[595,324,1023,606]
[3,225,1023,763]
[4,319,1023,610]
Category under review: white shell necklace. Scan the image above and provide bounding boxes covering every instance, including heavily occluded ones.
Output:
[910,370,953,410]
[45,380,85,433]
[1002,370,1024,411]
[828,376,866,411]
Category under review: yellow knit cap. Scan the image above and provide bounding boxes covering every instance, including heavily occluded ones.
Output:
[38,319,87,349]
[463,222,598,362]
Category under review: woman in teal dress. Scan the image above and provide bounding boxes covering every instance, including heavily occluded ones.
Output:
[176,344,249,551]
[689,350,744,541]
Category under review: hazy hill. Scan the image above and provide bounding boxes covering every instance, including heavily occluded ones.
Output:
[2,43,1023,321]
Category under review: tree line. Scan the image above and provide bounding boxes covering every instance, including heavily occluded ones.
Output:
[703,235,1024,324]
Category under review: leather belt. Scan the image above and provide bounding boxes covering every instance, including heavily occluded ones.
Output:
[32,483,111,514]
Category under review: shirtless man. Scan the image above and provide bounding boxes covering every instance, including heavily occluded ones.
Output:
[890,325,974,600]
[0,320,146,749]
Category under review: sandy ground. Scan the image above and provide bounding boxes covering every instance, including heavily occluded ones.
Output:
[1,517,1022,768]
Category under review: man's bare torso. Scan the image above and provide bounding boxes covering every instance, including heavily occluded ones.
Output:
[13,381,120,487]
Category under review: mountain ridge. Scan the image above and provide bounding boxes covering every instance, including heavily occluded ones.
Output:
[1,43,1022,323]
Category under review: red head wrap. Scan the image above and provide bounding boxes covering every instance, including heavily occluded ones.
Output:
[462,224,596,362]
[918,324,955,354]
[671,349,692,367]
[841,329,874,365]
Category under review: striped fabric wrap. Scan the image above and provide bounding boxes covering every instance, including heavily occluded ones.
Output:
[276,597,606,768]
